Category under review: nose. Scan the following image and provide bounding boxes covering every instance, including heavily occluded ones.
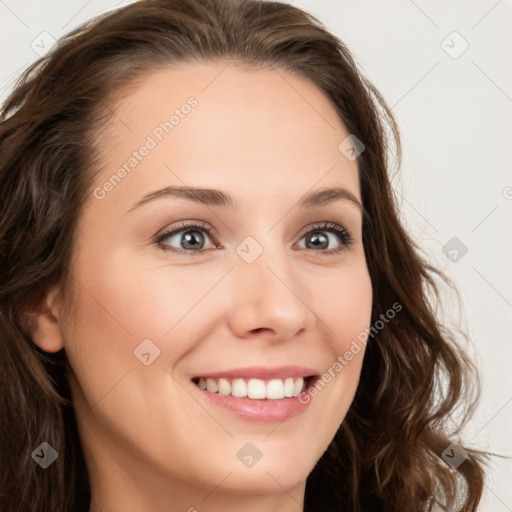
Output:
[226,245,316,342]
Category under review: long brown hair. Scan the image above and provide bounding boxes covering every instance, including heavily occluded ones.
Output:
[0,0,487,510]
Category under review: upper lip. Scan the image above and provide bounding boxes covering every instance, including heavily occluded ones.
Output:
[193,365,319,380]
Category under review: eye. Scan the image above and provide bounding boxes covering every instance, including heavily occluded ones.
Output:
[295,222,353,254]
[155,221,353,255]
[155,221,217,255]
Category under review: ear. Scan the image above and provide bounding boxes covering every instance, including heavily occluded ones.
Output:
[28,285,65,353]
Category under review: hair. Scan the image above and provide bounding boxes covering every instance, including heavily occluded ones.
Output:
[0,0,488,510]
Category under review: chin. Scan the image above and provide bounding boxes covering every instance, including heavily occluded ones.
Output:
[197,443,318,495]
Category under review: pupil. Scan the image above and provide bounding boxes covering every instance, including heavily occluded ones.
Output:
[183,230,203,249]
[309,232,327,249]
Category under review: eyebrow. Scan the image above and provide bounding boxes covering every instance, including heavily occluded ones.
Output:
[127,185,364,213]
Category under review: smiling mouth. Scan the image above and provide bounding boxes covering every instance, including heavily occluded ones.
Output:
[191,375,317,400]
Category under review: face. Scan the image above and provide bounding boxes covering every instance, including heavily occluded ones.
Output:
[54,62,372,508]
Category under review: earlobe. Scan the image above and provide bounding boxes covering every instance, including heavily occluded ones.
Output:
[28,285,65,353]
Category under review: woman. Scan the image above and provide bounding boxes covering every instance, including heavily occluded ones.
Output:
[0,0,487,510]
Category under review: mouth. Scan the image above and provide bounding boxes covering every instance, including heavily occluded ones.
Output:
[191,375,317,400]
[189,366,320,422]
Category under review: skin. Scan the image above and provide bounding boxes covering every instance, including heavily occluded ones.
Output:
[32,61,373,512]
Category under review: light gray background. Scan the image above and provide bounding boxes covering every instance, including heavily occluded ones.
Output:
[1,1,510,510]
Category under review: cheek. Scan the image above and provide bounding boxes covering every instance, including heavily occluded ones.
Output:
[319,264,373,353]
[333,266,372,378]
[61,262,165,411]
[62,253,233,417]
[301,264,372,426]
[74,251,227,337]
[66,255,202,353]
[62,262,208,472]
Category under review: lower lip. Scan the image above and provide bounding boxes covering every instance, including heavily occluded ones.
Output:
[192,382,314,423]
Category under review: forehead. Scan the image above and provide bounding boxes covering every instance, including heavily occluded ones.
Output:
[90,61,361,209]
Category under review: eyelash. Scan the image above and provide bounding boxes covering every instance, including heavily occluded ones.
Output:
[155,220,353,256]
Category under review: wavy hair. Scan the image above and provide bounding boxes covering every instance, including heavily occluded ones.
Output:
[0,0,487,510]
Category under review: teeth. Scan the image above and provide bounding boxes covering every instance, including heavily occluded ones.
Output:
[205,378,218,393]
[218,378,231,396]
[293,377,304,397]
[196,376,308,400]
[231,378,248,398]
[247,378,266,399]
[284,377,294,397]
[266,379,284,400]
